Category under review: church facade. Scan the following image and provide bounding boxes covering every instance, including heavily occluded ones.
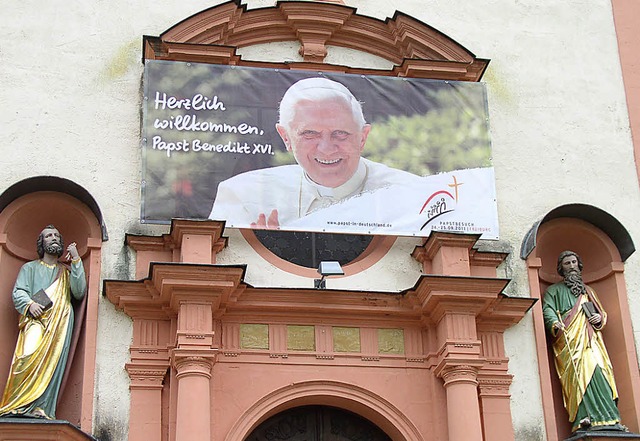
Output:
[1,1,640,441]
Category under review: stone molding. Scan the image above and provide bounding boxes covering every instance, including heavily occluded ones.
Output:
[224,379,425,441]
[126,219,227,257]
[477,375,513,398]
[125,363,169,390]
[142,1,488,81]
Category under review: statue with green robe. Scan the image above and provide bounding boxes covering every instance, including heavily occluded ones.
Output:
[542,250,626,432]
[0,225,86,419]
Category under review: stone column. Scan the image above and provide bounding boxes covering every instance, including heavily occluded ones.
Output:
[439,365,483,441]
[171,299,217,441]
[173,353,215,441]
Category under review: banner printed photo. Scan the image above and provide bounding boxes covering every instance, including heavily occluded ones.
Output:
[142,61,498,239]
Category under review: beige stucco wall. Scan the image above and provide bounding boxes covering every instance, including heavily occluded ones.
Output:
[1,1,639,440]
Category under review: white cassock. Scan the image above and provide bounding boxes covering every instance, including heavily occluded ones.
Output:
[209,158,421,228]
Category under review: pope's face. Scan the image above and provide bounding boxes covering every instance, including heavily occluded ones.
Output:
[276,98,371,188]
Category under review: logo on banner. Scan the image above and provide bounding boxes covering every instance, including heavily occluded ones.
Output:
[419,176,462,230]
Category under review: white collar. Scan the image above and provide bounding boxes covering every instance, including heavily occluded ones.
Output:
[303,159,367,199]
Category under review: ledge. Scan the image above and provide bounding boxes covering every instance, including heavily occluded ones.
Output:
[0,418,97,441]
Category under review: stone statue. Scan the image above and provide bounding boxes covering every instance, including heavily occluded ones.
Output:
[0,225,86,419]
[542,250,626,432]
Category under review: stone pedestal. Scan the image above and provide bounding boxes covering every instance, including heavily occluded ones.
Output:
[0,418,97,441]
[565,430,640,441]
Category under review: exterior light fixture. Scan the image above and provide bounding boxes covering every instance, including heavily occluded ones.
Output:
[314,261,344,289]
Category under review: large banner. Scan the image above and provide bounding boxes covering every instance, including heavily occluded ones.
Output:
[142,61,498,239]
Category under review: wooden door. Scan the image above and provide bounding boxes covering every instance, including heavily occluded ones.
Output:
[245,405,392,441]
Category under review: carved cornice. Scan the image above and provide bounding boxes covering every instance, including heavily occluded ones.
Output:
[234,288,416,320]
[104,263,246,319]
[412,233,507,270]
[469,249,509,268]
[126,219,227,254]
[169,219,227,253]
[126,234,172,252]
[280,2,353,62]
[411,275,510,323]
[104,280,168,319]
[105,261,532,334]
[477,295,536,331]
[143,0,489,81]
[106,224,533,342]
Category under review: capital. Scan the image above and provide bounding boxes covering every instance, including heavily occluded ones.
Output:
[173,355,215,380]
[439,364,480,387]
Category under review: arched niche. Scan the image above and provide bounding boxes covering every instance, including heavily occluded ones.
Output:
[0,185,104,431]
[521,203,635,262]
[0,176,108,242]
[525,216,640,440]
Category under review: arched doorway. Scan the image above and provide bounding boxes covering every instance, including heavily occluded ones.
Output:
[246,405,391,441]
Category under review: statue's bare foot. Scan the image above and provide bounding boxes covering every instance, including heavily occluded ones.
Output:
[30,408,48,419]
[579,417,592,429]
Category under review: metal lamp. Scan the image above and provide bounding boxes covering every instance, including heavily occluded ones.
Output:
[314,261,344,289]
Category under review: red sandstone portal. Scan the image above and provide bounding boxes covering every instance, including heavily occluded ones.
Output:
[105,220,533,441]
[106,2,532,440]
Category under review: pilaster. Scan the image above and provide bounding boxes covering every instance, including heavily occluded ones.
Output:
[105,262,245,441]
[477,374,514,441]
[126,363,169,441]
[411,232,534,441]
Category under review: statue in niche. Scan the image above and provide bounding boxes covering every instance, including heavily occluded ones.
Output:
[542,250,627,433]
[0,225,86,419]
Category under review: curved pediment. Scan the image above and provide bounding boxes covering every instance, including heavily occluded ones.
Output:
[144,0,488,81]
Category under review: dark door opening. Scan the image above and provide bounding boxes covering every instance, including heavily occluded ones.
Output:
[245,405,392,441]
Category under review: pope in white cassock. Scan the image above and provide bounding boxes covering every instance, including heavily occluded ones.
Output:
[209,77,422,229]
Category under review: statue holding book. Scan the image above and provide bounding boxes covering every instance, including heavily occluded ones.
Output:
[0,225,86,419]
[542,250,625,432]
